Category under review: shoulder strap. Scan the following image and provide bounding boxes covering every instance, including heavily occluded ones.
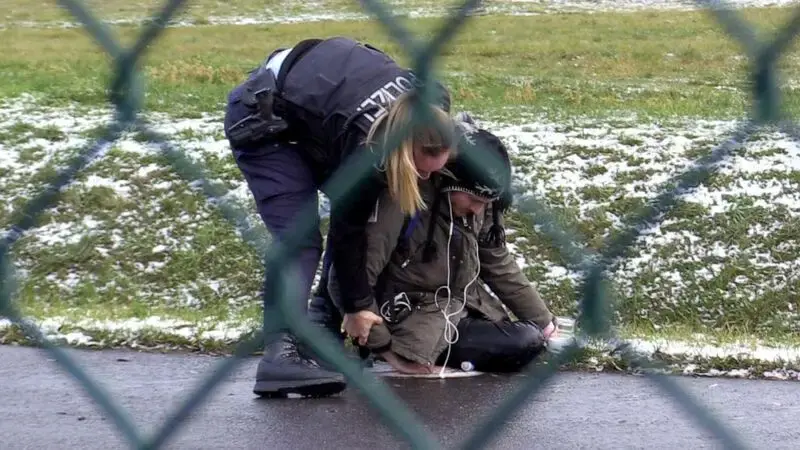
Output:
[275,38,324,92]
[399,211,421,244]
[374,210,422,301]
[362,42,388,55]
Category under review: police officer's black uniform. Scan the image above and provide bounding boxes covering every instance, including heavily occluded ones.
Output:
[223,36,451,397]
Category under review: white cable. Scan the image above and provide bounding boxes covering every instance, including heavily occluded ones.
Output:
[433,195,481,377]
[433,197,454,352]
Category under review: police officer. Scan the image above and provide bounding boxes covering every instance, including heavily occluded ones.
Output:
[223,36,456,398]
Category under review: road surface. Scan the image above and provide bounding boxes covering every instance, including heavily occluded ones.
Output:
[1,345,798,449]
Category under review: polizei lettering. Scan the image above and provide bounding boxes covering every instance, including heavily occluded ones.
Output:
[355,75,416,123]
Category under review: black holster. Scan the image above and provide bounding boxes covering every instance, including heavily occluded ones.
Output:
[226,65,289,148]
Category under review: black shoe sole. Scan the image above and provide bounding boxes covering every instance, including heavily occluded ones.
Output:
[253,378,346,399]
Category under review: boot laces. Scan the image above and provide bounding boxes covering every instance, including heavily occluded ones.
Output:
[287,335,325,368]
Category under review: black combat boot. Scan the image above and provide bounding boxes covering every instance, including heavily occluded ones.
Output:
[253,332,346,398]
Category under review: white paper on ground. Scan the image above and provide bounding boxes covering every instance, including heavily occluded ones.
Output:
[547,316,578,354]
[369,361,484,378]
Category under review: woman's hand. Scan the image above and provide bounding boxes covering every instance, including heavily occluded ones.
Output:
[542,320,558,340]
[343,310,384,346]
[380,351,437,375]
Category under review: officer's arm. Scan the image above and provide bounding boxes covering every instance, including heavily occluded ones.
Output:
[360,191,407,353]
[363,192,406,287]
[477,207,554,329]
[328,189,406,353]
[326,171,384,315]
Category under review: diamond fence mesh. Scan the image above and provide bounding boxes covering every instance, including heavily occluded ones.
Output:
[1,0,798,448]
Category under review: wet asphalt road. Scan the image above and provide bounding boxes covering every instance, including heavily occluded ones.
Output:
[1,345,798,450]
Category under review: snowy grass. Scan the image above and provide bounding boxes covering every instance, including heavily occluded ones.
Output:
[1,97,269,330]
[490,117,800,339]
[1,94,798,371]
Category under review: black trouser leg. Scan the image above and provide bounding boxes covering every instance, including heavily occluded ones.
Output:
[225,82,345,398]
[307,237,344,341]
[438,316,546,373]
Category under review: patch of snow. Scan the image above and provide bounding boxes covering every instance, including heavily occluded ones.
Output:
[627,337,800,363]
[505,242,529,271]
[134,164,163,178]
[3,315,798,380]
[83,174,132,197]
[762,369,800,380]
[0,316,257,344]
[501,0,799,14]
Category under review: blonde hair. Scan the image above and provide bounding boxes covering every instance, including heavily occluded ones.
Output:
[365,91,456,215]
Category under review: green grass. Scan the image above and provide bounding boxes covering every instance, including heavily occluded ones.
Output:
[0,7,798,121]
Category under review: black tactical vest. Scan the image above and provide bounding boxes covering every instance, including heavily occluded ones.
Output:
[273,37,450,169]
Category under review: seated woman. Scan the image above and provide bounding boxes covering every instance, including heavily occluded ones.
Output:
[326,116,559,375]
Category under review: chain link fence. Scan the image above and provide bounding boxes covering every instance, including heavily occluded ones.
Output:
[1,0,798,448]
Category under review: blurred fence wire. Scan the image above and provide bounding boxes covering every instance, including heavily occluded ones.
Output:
[3,0,799,448]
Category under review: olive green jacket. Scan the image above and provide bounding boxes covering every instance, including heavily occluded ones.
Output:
[328,184,554,366]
